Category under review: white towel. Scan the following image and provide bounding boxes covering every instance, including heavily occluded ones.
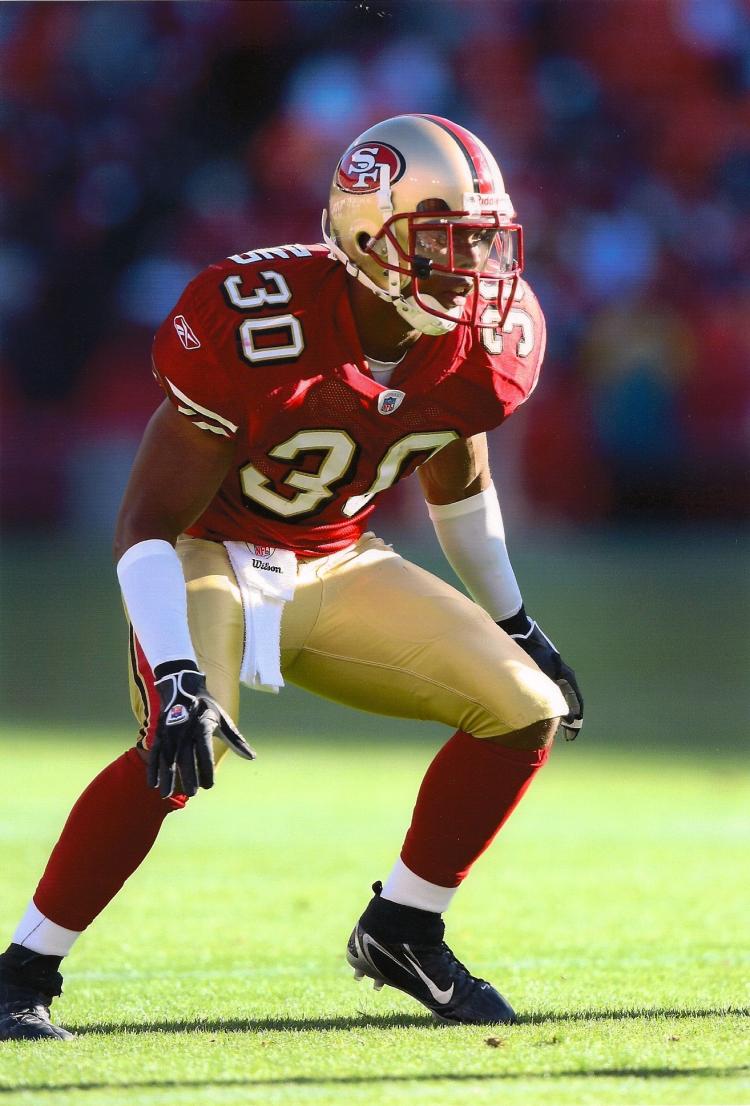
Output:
[224,541,297,693]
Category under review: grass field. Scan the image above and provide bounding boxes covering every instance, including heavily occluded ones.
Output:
[0,729,747,1106]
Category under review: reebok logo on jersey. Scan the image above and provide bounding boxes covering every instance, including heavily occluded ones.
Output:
[174,315,201,349]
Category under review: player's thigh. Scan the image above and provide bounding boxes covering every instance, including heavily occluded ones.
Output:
[282,536,565,737]
[127,536,243,763]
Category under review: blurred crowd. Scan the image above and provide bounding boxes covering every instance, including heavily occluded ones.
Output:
[1,0,748,533]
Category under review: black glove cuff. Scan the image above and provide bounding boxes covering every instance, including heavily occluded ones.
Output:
[497,604,530,637]
[154,659,201,681]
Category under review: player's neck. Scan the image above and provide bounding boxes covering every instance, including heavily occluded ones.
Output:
[346,277,420,363]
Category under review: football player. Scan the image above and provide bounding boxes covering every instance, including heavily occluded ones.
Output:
[0,114,582,1039]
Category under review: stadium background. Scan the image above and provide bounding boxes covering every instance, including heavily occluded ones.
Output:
[0,0,747,752]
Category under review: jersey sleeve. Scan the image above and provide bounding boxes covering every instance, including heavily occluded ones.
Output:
[151,269,244,441]
[480,279,547,419]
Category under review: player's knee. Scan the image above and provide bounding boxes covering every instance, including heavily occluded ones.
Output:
[486,716,559,750]
[460,661,564,745]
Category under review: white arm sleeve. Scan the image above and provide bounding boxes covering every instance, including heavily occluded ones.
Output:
[116,539,198,670]
[426,482,523,621]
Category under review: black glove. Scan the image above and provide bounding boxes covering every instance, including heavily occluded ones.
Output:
[498,606,583,741]
[149,661,256,798]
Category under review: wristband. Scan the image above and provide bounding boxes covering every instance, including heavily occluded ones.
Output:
[117,539,197,670]
[427,483,523,621]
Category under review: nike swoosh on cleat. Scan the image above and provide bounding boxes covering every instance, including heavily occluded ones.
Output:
[402,945,455,1005]
[359,933,418,978]
[355,931,454,1006]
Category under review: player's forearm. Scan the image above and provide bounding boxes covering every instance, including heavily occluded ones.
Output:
[425,481,523,621]
[113,476,198,670]
[418,436,522,618]
[116,540,197,669]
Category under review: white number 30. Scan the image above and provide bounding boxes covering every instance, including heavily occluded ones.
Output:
[223,270,305,365]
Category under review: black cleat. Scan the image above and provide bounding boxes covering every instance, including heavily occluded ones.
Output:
[346,883,516,1025]
[0,981,74,1041]
[0,944,74,1041]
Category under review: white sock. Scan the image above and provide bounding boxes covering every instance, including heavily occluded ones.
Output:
[12,901,81,957]
[381,857,458,914]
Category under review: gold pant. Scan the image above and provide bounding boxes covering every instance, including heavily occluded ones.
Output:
[129,533,567,758]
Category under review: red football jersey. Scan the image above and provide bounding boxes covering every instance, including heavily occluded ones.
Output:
[152,244,545,557]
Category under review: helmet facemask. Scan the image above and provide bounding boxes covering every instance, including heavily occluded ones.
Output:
[363,197,524,334]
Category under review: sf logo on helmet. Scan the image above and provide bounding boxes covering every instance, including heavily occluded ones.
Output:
[337,142,405,193]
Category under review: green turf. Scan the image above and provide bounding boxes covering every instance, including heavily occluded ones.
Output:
[0,730,747,1105]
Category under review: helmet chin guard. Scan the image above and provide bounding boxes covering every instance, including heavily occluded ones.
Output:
[325,114,523,337]
[394,292,460,335]
[322,209,460,336]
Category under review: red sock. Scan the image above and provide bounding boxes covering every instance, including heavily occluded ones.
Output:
[401,730,549,888]
[33,748,186,932]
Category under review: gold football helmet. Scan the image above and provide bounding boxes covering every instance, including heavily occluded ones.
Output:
[323,114,523,336]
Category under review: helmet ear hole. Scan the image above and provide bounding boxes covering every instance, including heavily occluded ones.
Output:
[356,232,371,254]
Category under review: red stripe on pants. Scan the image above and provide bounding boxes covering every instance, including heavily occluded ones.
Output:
[130,629,162,750]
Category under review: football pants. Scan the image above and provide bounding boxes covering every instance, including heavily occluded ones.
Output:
[128,532,567,763]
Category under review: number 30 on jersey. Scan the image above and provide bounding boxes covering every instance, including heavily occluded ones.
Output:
[240,429,459,520]
[222,255,534,520]
[223,269,305,364]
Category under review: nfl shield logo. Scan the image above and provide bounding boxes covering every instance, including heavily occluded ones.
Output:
[377,389,405,415]
[251,544,273,559]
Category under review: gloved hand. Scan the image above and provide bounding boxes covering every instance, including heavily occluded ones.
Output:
[149,661,256,798]
[498,606,584,740]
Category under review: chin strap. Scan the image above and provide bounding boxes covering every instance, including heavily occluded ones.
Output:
[395,292,459,336]
[321,210,393,303]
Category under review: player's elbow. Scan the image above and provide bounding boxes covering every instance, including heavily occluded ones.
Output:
[418,435,491,505]
[112,505,179,564]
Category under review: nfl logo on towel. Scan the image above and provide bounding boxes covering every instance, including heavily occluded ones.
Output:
[251,544,273,559]
[377,389,405,415]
